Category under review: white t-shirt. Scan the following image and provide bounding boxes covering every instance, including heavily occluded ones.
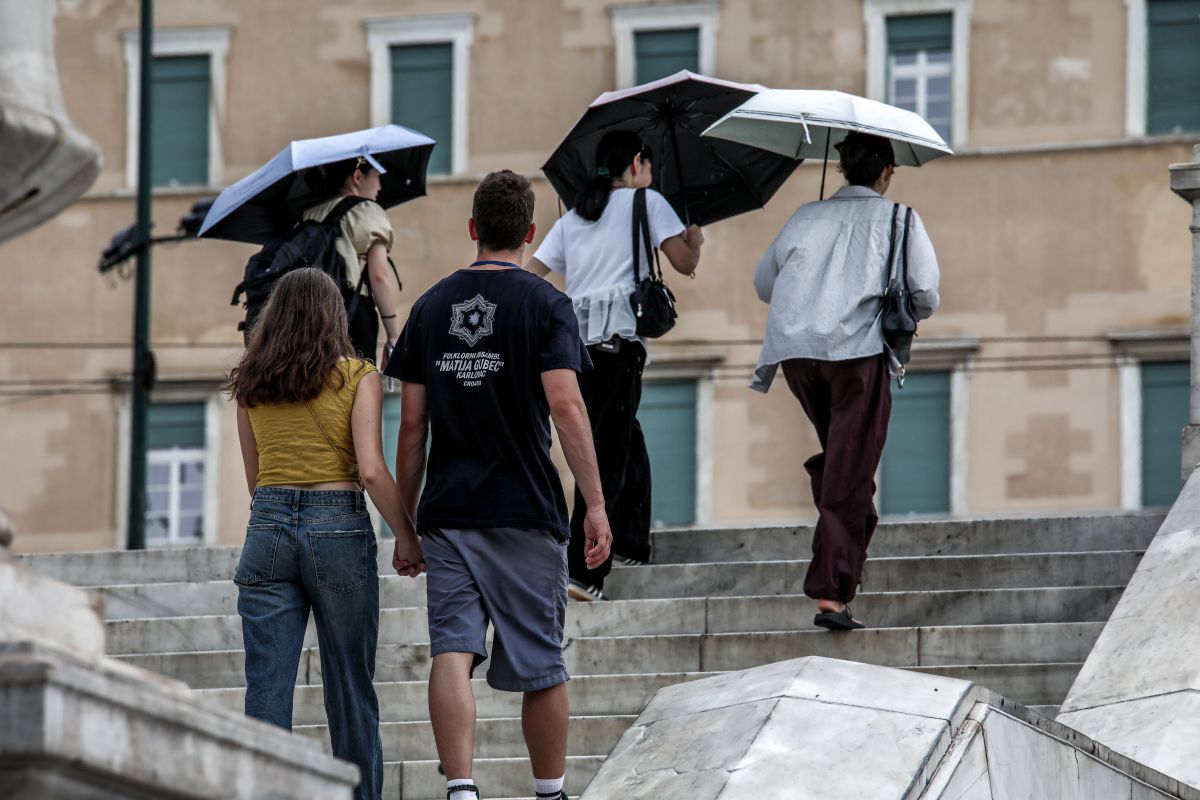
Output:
[534,188,685,298]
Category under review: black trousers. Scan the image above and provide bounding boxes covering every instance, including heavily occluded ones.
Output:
[347,291,379,364]
[568,340,652,589]
[781,354,892,603]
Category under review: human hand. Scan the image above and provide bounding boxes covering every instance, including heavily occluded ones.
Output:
[583,505,612,569]
[392,532,425,578]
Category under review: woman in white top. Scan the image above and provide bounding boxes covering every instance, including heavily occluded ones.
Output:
[527,130,703,601]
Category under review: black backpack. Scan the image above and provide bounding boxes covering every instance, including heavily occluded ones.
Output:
[230,196,367,339]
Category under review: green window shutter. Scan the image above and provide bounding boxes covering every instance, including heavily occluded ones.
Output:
[887,13,952,55]
[147,402,206,449]
[1141,361,1189,506]
[879,372,951,515]
[1147,0,1200,134]
[150,55,210,187]
[391,44,454,174]
[634,29,699,85]
[639,381,697,526]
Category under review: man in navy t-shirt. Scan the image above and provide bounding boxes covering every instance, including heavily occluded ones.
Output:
[384,170,611,800]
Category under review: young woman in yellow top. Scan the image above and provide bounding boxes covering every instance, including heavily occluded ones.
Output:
[225,267,423,800]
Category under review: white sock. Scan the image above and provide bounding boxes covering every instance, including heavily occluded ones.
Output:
[534,775,565,798]
[447,777,478,800]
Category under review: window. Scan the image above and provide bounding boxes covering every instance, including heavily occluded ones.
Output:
[864,0,970,148]
[1139,361,1188,506]
[1147,0,1200,134]
[887,14,953,142]
[366,15,473,175]
[145,403,207,545]
[611,2,718,89]
[122,27,230,189]
[640,380,699,526]
[635,29,700,84]
[879,371,952,515]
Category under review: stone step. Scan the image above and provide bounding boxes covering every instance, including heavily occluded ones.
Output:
[654,512,1163,563]
[106,586,1124,655]
[296,714,633,761]
[93,551,1143,620]
[385,756,603,800]
[911,662,1082,707]
[197,672,715,725]
[114,622,1102,690]
[18,512,1161,587]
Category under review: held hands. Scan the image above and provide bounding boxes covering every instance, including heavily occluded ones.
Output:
[392,531,425,578]
[583,504,613,570]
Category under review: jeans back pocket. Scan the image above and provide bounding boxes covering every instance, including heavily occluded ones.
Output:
[307,529,372,594]
[234,524,283,585]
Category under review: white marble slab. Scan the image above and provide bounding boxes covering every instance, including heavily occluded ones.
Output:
[926,721,992,800]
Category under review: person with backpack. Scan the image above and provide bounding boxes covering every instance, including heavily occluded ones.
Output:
[750,131,941,631]
[525,130,703,601]
[225,267,425,800]
[301,156,402,366]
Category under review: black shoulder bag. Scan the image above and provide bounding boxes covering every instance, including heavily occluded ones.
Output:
[881,203,918,383]
[629,188,678,338]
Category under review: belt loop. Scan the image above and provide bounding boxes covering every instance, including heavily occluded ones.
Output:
[291,489,300,512]
[357,492,366,513]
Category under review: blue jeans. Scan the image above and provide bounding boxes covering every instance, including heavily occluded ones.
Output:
[234,487,382,800]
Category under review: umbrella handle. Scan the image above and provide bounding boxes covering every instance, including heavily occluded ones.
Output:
[667,119,691,225]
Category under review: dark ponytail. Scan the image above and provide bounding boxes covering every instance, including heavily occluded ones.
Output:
[574,130,647,222]
[304,157,376,198]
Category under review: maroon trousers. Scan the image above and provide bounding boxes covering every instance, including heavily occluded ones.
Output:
[781,355,892,603]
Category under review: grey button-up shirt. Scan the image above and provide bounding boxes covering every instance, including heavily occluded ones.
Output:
[751,185,940,392]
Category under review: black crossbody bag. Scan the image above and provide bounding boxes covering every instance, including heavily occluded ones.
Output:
[629,188,678,338]
[881,203,918,382]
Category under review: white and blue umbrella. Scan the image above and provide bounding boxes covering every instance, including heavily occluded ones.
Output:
[198,124,435,244]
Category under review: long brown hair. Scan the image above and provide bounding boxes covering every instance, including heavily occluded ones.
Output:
[225,268,354,407]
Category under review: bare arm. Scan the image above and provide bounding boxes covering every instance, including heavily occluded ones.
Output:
[366,242,401,343]
[350,371,423,577]
[235,404,259,497]
[541,369,612,568]
[660,225,703,277]
[524,257,552,278]
[396,381,429,525]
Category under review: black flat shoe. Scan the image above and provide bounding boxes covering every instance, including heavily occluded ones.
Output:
[814,606,865,631]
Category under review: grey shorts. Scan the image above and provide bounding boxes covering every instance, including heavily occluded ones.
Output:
[423,527,569,692]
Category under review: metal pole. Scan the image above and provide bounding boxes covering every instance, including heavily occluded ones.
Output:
[127,0,154,550]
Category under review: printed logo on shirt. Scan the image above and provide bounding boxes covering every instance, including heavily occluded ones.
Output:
[435,351,505,388]
[448,294,497,347]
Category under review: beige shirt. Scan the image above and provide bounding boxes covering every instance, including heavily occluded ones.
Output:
[301,197,394,293]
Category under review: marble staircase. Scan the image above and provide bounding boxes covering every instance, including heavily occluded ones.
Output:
[19,512,1161,799]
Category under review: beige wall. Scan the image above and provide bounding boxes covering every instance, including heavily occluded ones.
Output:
[2,0,1196,552]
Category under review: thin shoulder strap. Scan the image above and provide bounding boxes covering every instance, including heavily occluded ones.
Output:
[304,378,362,488]
[901,206,914,289]
[884,202,901,290]
[631,188,645,285]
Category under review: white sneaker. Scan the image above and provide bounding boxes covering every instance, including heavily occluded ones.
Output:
[568,579,608,601]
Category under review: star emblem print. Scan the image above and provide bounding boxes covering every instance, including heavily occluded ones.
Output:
[449,294,497,346]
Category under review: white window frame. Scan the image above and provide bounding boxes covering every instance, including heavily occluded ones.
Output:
[610,1,719,89]
[365,15,474,175]
[121,27,230,190]
[864,0,971,149]
[889,51,953,141]
[1112,331,1189,509]
[145,446,207,545]
[1125,0,1148,137]
[116,388,222,548]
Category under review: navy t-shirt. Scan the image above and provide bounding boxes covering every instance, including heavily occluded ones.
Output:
[384,266,591,540]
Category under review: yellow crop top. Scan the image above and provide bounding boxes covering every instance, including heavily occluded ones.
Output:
[248,359,377,488]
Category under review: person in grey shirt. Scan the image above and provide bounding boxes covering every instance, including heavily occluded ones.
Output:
[752,132,940,630]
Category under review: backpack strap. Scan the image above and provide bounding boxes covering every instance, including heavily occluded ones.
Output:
[322,195,368,230]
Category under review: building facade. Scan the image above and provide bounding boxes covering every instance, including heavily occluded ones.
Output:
[2,0,1198,553]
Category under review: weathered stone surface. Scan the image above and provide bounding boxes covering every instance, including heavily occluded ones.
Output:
[0,555,103,657]
[580,657,1191,800]
[1060,467,1200,787]
[0,641,358,800]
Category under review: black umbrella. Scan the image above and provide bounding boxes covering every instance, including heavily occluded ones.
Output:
[198,125,436,245]
[542,71,800,227]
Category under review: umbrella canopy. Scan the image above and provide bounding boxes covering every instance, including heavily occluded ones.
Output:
[542,70,800,227]
[702,89,954,167]
[198,125,435,244]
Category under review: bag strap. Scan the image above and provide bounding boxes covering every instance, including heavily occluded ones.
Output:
[323,195,368,229]
[884,202,901,291]
[304,394,362,489]
[900,206,913,290]
[631,188,663,285]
